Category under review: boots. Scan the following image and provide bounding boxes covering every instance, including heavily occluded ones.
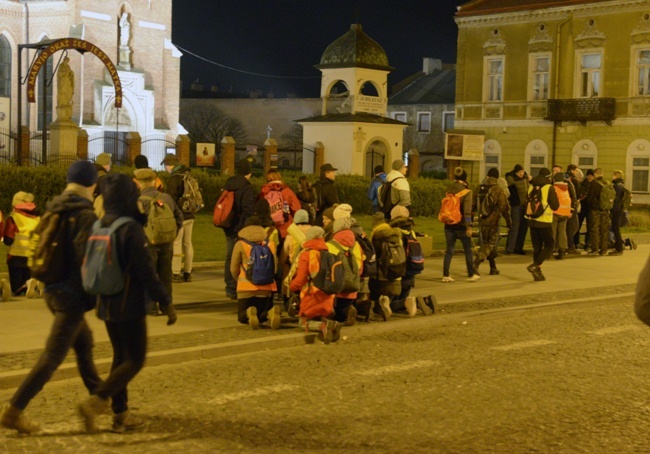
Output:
[111,410,144,433]
[78,395,110,432]
[1,404,41,434]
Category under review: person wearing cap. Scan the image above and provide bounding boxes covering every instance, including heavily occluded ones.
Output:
[2,191,40,299]
[222,158,257,300]
[525,168,560,281]
[367,165,387,213]
[379,159,411,220]
[162,153,195,283]
[135,168,183,315]
[133,155,164,192]
[505,164,530,255]
[314,163,340,227]
[1,161,103,435]
[472,168,511,276]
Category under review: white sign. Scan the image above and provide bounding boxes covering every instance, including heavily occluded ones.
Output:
[445,132,485,161]
[355,95,387,114]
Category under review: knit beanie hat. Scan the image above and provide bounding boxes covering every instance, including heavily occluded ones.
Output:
[134,154,149,169]
[586,169,595,177]
[304,226,325,241]
[374,165,384,174]
[236,158,252,176]
[487,168,499,178]
[514,164,524,172]
[161,153,180,166]
[293,209,309,225]
[95,153,111,167]
[333,203,353,220]
[322,206,335,222]
[67,160,98,187]
[332,217,351,233]
[390,205,410,220]
[538,167,551,177]
[392,159,406,171]
[454,166,467,182]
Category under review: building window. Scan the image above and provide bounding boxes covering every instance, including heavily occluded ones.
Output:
[484,153,500,180]
[0,35,10,98]
[578,156,594,167]
[417,112,431,133]
[579,52,601,98]
[530,55,550,101]
[486,57,504,102]
[392,111,407,122]
[442,111,454,132]
[37,55,53,131]
[528,155,546,177]
[632,157,650,192]
[636,49,650,96]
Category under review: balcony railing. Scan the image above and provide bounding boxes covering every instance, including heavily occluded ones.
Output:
[546,98,615,124]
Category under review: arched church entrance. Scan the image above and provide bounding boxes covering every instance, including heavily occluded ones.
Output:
[365,139,389,177]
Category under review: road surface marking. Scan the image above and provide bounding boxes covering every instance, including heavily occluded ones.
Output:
[587,325,641,336]
[491,339,556,351]
[208,384,298,405]
[354,360,436,377]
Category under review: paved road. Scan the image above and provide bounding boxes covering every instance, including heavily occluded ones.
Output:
[1,296,648,453]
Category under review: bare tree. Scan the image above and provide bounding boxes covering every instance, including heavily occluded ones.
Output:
[180,103,247,145]
[279,123,303,148]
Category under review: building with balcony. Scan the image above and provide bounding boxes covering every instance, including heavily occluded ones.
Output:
[454,0,650,202]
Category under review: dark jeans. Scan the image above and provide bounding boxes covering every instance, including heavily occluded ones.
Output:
[11,298,101,410]
[529,225,555,267]
[334,297,355,322]
[224,233,237,297]
[149,242,173,305]
[8,258,30,295]
[237,296,271,324]
[589,210,610,253]
[506,205,528,252]
[95,318,147,414]
[566,213,579,250]
[610,209,623,252]
[443,228,474,277]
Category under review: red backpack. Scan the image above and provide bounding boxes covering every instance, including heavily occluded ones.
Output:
[438,189,470,225]
[264,189,287,226]
[213,189,235,228]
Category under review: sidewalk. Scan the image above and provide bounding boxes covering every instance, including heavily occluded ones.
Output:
[0,244,646,388]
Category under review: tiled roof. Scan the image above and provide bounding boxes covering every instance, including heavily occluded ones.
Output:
[456,0,613,17]
[389,69,456,105]
[295,112,408,125]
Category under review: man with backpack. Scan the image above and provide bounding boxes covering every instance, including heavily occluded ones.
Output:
[378,159,411,220]
[472,168,511,276]
[586,168,614,256]
[134,168,183,315]
[367,165,386,213]
[525,168,560,281]
[163,153,199,283]
[314,163,340,227]
[610,170,631,256]
[1,161,103,435]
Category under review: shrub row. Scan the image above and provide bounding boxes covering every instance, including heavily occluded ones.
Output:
[0,165,450,217]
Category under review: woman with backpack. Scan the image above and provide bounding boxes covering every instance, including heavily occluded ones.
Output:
[259,171,301,240]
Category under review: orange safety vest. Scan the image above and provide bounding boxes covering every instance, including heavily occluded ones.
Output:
[236,240,277,292]
[553,183,572,217]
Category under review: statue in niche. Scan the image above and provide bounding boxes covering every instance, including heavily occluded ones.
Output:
[119,12,131,48]
[56,57,74,122]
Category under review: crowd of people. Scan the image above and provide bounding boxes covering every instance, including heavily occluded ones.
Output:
[0,153,638,434]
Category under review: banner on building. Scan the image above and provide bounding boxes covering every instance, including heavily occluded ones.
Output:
[196,143,215,166]
[444,130,485,161]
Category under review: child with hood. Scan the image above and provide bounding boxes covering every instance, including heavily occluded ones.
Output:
[259,171,302,239]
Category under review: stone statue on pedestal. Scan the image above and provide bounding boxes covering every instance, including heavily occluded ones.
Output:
[56,57,74,122]
[119,12,131,47]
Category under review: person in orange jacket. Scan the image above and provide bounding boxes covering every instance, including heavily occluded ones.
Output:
[290,226,341,344]
[258,171,302,240]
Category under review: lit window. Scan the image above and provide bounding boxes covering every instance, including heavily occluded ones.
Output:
[531,56,549,100]
[417,112,431,133]
[0,36,10,98]
[529,155,546,177]
[632,157,650,192]
[580,53,601,98]
[636,49,650,96]
[487,58,503,101]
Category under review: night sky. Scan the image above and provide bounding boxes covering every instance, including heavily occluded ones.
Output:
[171,0,467,97]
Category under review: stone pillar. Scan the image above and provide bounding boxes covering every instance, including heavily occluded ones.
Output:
[408,148,420,178]
[19,126,30,166]
[126,132,141,165]
[314,141,324,174]
[221,136,236,175]
[264,138,278,176]
[77,129,89,160]
[176,134,190,167]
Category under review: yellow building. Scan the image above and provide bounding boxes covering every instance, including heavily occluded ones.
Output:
[455,0,650,203]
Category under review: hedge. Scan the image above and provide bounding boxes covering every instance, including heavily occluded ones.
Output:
[0,165,450,217]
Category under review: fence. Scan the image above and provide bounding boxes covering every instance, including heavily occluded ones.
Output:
[0,128,16,164]
[88,131,128,165]
[142,133,176,170]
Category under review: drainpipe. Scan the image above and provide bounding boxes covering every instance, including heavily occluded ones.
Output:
[552,13,572,166]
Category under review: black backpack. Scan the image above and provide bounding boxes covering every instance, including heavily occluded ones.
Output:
[404,235,424,275]
[378,240,407,281]
[29,211,73,285]
[355,232,377,278]
[310,249,345,295]
[525,185,546,219]
[378,181,395,215]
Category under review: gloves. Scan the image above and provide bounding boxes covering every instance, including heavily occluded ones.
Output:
[161,303,177,326]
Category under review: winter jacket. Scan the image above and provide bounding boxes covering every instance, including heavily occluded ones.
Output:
[473,176,511,228]
[370,222,404,287]
[259,181,302,238]
[367,173,387,213]
[230,224,278,298]
[134,176,164,193]
[384,170,411,208]
[140,186,184,237]
[586,176,608,211]
[527,174,560,227]
[95,174,171,322]
[314,176,339,224]
[290,237,335,320]
[506,171,530,207]
[612,178,626,213]
[223,174,257,236]
[444,180,473,229]
[327,229,363,300]
[165,164,195,221]
[3,204,40,261]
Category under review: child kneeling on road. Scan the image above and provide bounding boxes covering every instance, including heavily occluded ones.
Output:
[290,226,341,344]
[230,216,280,330]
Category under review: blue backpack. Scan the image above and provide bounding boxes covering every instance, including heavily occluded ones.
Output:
[243,239,275,285]
[82,217,133,296]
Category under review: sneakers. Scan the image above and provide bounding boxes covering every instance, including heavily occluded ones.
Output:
[526,264,543,281]
[626,238,638,250]
[182,272,192,283]
[1,404,41,434]
[268,304,282,330]
[287,295,300,317]
[318,320,334,344]
[246,306,259,330]
[172,274,183,283]
[25,279,38,299]
[378,295,392,321]
[1,278,10,302]
[467,274,481,282]
[331,321,343,343]
[111,410,145,433]
[425,295,439,314]
[441,276,454,283]
[404,297,417,317]
[489,268,500,275]
[78,395,110,432]
[345,305,357,326]
[416,296,432,316]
